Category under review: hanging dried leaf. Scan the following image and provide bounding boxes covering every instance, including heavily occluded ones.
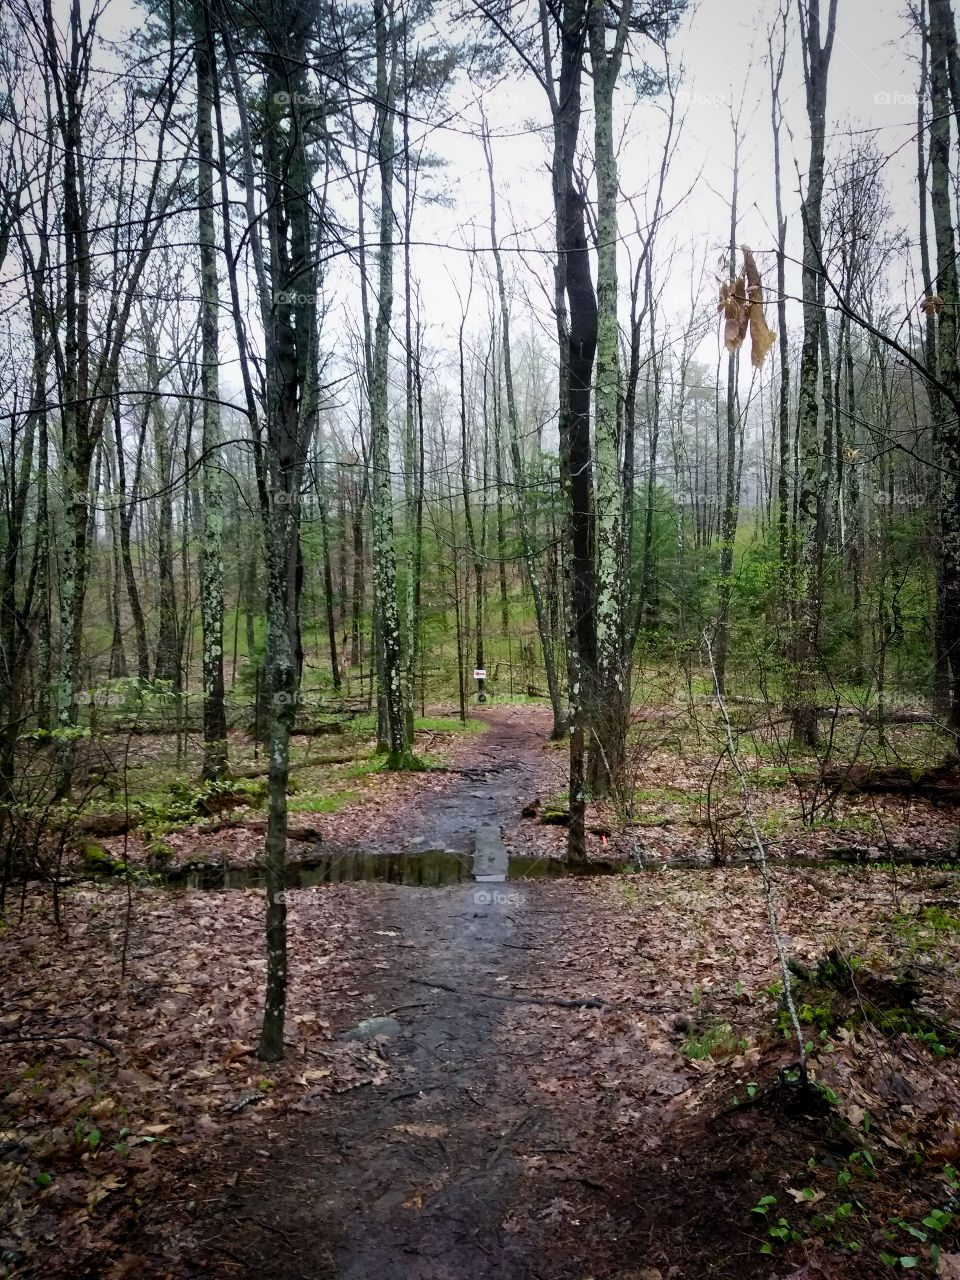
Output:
[920,295,944,317]
[740,245,777,367]
[719,274,748,352]
[740,244,762,289]
[734,274,749,344]
[748,284,777,367]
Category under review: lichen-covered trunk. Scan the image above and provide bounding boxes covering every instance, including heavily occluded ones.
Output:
[402,86,423,738]
[370,0,409,764]
[257,506,295,1062]
[917,2,951,718]
[350,479,366,669]
[790,0,838,748]
[769,11,792,600]
[195,0,227,779]
[545,0,595,860]
[253,20,320,1054]
[586,0,631,797]
[148,345,180,692]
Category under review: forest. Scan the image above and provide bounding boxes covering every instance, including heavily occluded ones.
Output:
[3,0,960,1273]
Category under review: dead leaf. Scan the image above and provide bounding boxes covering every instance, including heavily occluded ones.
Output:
[787,1186,825,1205]
[392,1123,447,1138]
[540,1196,576,1222]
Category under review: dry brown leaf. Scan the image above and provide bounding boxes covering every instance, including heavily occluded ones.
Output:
[739,247,776,366]
[748,284,777,366]
[392,1123,447,1138]
[786,1186,825,1204]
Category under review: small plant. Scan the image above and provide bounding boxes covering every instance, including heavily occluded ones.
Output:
[752,1195,777,1216]
[620,881,642,907]
[751,1198,803,1254]
[683,1021,744,1060]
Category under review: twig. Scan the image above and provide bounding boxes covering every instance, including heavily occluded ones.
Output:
[702,629,807,1082]
[408,976,613,1009]
[0,1032,119,1056]
[485,1111,533,1169]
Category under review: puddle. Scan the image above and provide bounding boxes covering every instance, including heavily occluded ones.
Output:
[154,845,957,892]
[165,849,622,891]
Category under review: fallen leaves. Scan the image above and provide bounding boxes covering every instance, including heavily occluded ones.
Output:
[0,878,399,1274]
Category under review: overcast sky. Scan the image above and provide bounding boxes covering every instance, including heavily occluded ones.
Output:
[402,0,927,400]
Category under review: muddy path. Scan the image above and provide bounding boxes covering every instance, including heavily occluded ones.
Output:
[199,884,559,1279]
[313,705,566,862]
[193,710,575,1278]
[394,708,555,854]
[14,709,957,1277]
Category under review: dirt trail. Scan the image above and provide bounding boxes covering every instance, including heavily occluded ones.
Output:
[196,710,568,1278]
[323,706,561,859]
[202,885,555,1278]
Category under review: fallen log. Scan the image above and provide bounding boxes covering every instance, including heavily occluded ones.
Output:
[192,818,322,842]
[75,813,131,836]
[795,762,960,802]
[685,695,939,725]
[290,721,345,737]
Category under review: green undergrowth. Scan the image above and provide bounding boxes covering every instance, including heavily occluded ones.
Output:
[73,776,268,843]
[773,946,958,1059]
[683,1020,749,1061]
[348,712,486,736]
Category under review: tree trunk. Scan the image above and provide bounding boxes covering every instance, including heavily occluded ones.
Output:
[790,0,839,748]
[929,0,960,743]
[369,0,409,765]
[586,0,632,797]
[483,120,565,736]
[195,0,227,778]
[714,128,742,695]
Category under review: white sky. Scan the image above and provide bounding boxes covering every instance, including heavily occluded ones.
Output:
[407,0,926,395]
[28,0,933,443]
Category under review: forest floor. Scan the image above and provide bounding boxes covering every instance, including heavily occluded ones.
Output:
[4,707,960,1277]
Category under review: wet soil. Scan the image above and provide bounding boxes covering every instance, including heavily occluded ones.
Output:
[133,711,960,1278]
[197,881,555,1279]
[190,710,579,1277]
